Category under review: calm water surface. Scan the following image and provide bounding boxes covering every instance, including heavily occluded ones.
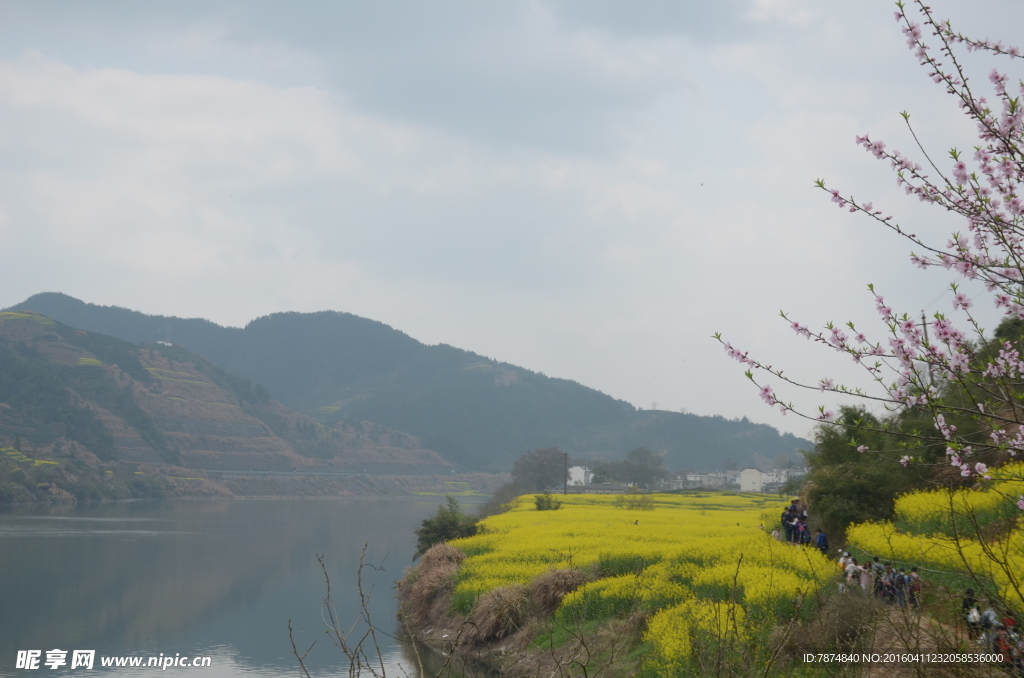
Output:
[0,497,466,677]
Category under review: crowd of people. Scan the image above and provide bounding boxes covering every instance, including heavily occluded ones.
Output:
[837,552,922,607]
[962,588,1024,667]
[768,498,1024,668]
[770,499,833,553]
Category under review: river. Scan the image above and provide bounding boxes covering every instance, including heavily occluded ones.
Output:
[0,497,475,677]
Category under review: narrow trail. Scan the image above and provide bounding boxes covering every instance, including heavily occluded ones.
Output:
[864,603,1006,678]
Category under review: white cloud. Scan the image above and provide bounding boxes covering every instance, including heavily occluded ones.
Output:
[4,1,1024,442]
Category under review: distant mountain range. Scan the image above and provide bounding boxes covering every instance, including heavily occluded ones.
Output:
[6,293,812,471]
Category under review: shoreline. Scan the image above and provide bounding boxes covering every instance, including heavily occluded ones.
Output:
[0,471,507,508]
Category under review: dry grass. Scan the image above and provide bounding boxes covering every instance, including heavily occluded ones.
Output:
[528,568,589,616]
[418,541,465,572]
[778,589,883,657]
[403,563,458,626]
[400,542,465,627]
[465,584,530,645]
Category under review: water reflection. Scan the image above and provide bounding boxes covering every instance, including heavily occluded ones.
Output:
[0,498,480,677]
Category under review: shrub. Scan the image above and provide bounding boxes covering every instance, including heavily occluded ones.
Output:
[614,488,654,511]
[415,495,477,558]
[534,492,562,511]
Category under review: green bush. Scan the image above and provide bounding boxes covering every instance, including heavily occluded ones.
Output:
[414,495,477,558]
[534,492,562,511]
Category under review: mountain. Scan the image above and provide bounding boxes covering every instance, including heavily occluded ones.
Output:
[0,310,450,475]
[7,293,812,471]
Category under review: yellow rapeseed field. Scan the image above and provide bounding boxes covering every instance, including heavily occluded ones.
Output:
[847,462,1024,610]
[449,492,833,672]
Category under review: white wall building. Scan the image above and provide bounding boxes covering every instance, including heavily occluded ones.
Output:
[738,468,761,492]
[568,465,592,486]
[661,467,807,493]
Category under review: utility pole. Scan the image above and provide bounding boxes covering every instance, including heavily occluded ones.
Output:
[564,452,568,496]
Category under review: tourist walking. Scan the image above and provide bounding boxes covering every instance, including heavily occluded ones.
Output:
[844,558,860,589]
[815,529,828,554]
[908,567,921,608]
[893,568,908,608]
[859,562,872,592]
[872,557,885,598]
[981,600,999,650]
[964,588,981,640]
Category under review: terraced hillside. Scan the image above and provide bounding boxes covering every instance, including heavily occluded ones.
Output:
[0,311,450,474]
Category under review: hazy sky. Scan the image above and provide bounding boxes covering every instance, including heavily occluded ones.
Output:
[1,0,1021,438]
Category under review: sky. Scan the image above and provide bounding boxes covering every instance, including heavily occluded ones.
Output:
[1,0,1022,439]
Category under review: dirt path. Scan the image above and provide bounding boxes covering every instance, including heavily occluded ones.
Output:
[865,603,1005,678]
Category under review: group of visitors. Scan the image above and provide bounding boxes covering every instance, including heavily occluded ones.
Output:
[769,500,833,555]
[768,498,1024,667]
[836,553,921,607]
[962,588,1024,669]
[771,500,819,548]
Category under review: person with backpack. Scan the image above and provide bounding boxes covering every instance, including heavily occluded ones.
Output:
[872,557,886,598]
[893,567,909,607]
[981,600,999,650]
[814,529,829,554]
[882,564,897,603]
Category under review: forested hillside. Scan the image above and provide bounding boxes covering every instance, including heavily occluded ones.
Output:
[7,293,811,471]
[0,311,449,474]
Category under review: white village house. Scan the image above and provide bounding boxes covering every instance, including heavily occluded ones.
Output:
[567,465,592,486]
[662,467,806,493]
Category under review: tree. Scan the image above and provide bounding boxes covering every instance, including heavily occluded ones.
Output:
[619,447,668,487]
[589,463,611,484]
[718,1,1024,485]
[414,495,477,558]
[477,480,525,517]
[801,405,940,537]
[510,447,567,492]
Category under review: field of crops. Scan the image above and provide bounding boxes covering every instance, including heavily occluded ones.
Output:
[846,462,1024,609]
[449,492,834,673]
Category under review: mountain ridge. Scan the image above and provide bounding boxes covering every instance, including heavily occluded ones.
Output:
[6,293,811,472]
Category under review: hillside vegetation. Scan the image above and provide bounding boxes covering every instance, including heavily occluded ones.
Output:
[8,293,811,471]
[0,311,450,484]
